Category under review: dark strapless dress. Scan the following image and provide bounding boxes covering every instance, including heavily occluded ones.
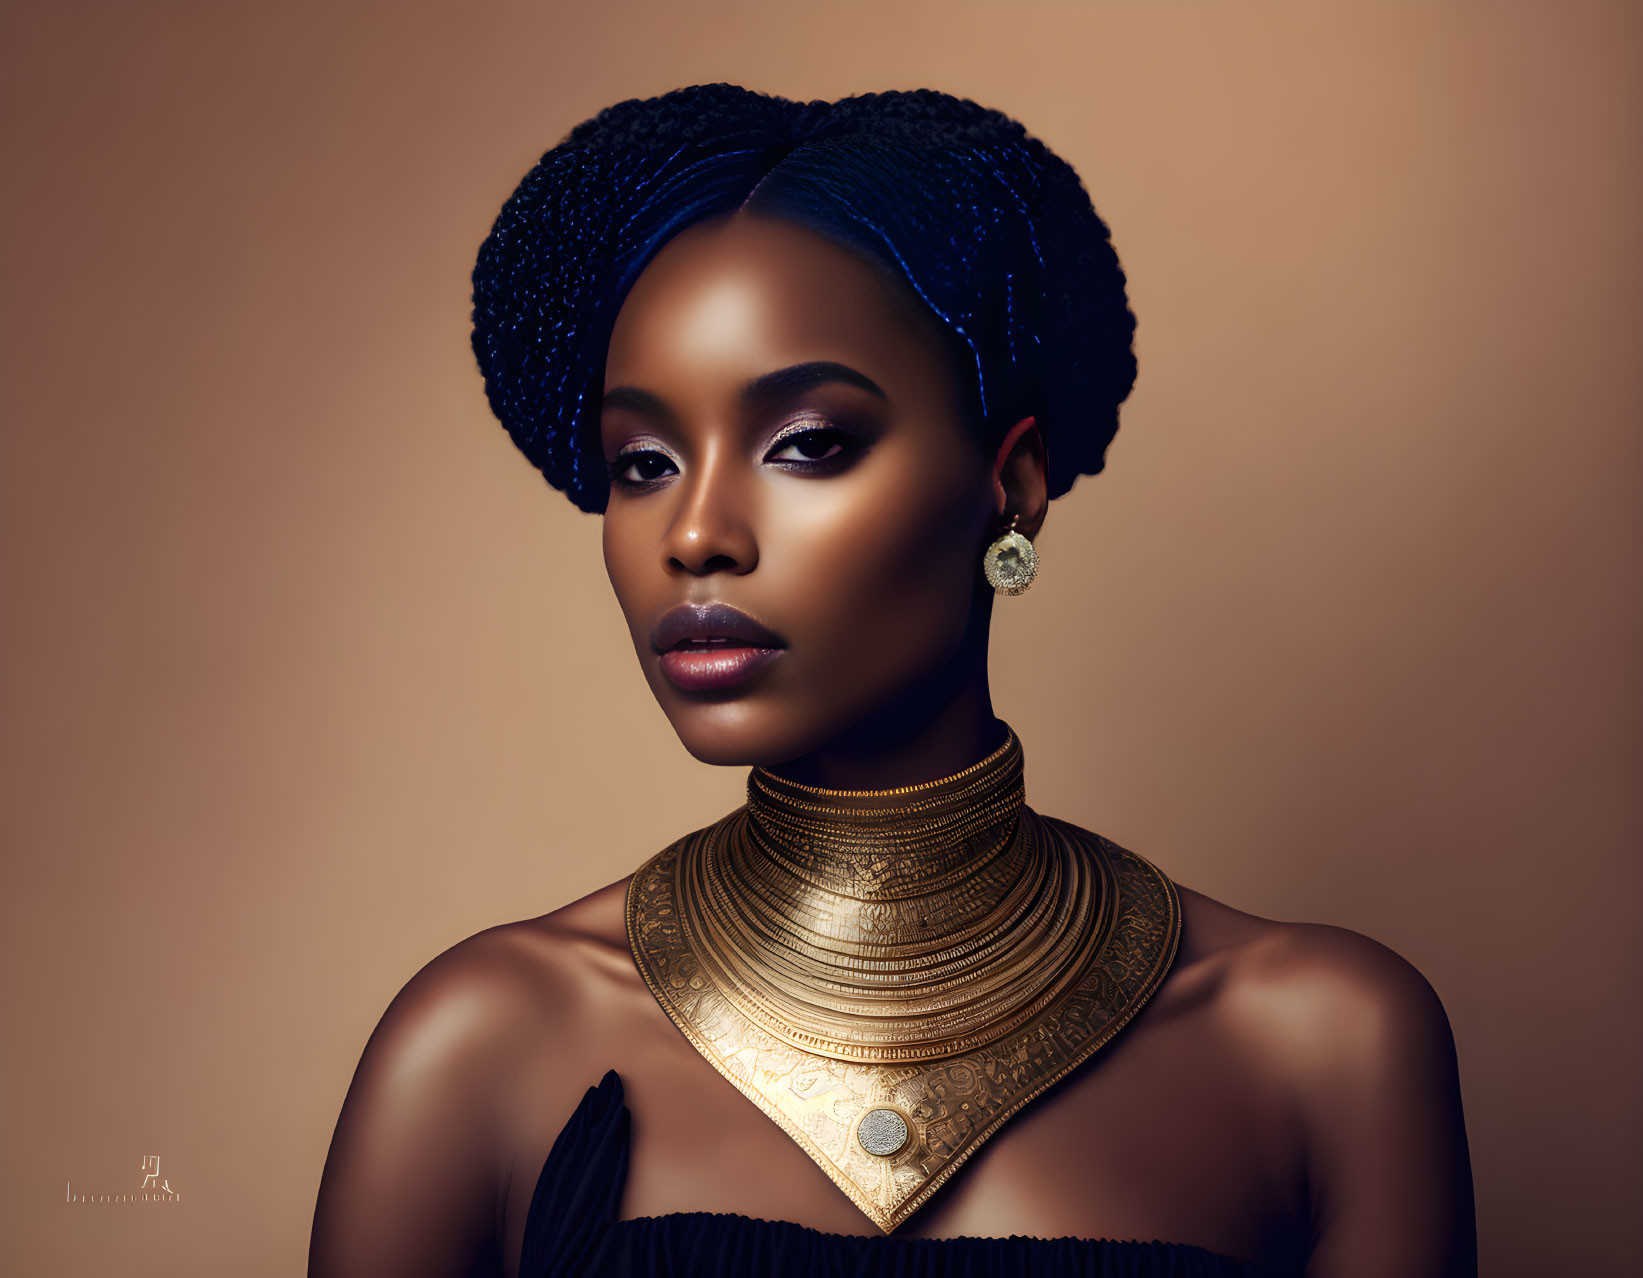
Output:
[521,1072,1278,1278]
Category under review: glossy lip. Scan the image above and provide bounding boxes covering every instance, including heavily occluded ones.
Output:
[659,644,783,692]
[651,601,786,693]
[650,601,785,653]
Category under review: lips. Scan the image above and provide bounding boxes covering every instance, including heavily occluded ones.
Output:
[651,601,785,692]
[651,601,785,653]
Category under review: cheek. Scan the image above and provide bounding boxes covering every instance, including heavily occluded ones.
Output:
[773,454,984,675]
[601,515,656,644]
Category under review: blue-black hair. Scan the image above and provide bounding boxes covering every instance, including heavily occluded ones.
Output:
[471,84,1137,514]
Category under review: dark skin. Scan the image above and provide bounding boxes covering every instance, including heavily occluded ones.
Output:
[310,212,1477,1277]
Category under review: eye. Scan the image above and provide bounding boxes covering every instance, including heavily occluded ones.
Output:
[765,426,859,469]
[608,449,677,487]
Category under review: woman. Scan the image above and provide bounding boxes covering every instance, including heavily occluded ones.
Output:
[309,84,1475,1277]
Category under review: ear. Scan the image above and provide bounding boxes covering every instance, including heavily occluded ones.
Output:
[990,415,1048,539]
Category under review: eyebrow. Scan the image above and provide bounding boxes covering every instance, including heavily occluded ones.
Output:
[602,360,888,419]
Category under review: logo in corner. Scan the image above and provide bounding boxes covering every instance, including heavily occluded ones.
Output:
[66,1154,182,1204]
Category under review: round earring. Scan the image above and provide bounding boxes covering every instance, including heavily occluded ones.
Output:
[983,515,1038,595]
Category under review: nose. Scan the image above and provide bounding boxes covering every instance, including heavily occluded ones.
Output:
[660,443,759,577]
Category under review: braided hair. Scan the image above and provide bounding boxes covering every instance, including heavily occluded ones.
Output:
[471,84,1137,514]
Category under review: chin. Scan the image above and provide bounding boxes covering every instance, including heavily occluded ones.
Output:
[659,697,831,771]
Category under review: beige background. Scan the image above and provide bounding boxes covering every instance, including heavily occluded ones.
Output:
[2,2,1638,1274]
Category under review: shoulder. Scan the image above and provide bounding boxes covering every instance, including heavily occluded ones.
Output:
[311,874,641,1274]
[364,873,640,1093]
[1169,885,1458,1096]
[1166,884,1475,1275]
[325,872,639,1143]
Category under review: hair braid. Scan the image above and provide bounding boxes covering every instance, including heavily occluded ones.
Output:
[472,83,1136,514]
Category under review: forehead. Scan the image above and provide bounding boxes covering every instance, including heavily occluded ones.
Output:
[603,212,953,392]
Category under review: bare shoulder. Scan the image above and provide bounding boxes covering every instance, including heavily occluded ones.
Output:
[498,872,637,980]
[1158,884,1475,1275]
[387,872,640,1069]
[328,872,640,1127]
[1167,882,1464,1160]
[1172,884,1456,1073]
[311,873,643,1276]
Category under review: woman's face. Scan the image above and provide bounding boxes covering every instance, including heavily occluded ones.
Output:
[599,212,1000,767]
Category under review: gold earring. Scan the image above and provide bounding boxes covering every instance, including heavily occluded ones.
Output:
[983,514,1038,595]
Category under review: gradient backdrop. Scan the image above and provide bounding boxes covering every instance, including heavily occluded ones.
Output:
[3,2,1639,1275]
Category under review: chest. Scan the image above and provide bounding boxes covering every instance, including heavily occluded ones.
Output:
[518,998,1307,1272]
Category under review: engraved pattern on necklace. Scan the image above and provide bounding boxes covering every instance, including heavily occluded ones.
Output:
[626,727,1181,1233]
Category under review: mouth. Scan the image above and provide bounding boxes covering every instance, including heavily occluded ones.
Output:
[651,601,786,692]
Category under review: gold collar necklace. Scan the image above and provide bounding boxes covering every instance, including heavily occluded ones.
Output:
[627,724,1180,1233]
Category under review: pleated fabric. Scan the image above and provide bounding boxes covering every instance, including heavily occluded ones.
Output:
[521,1072,1277,1278]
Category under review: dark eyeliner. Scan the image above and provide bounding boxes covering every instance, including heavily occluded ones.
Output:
[607,447,677,489]
[763,423,867,473]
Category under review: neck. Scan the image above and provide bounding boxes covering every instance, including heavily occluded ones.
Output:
[760,625,1002,791]
[685,722,1104,1063]
[745,723,1025,911]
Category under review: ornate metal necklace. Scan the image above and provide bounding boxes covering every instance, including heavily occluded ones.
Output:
[626,725,1180,1233]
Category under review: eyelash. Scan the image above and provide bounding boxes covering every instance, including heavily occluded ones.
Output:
[606,425,863,491]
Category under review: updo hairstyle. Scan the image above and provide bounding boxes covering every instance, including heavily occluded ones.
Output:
[471,83,1137,514]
